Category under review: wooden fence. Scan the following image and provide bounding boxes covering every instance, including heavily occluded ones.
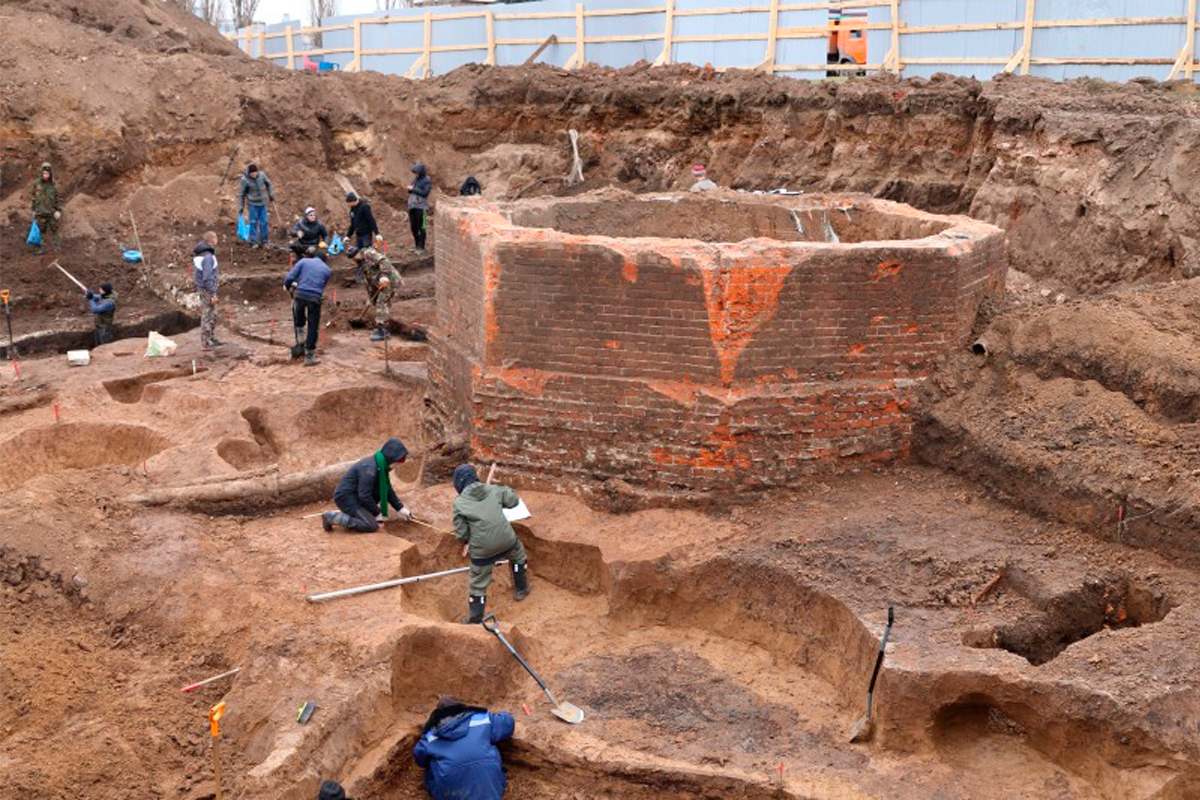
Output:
[230,0,1199,81]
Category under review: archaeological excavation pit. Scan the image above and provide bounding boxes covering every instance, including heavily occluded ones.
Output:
[430,189,1007,494]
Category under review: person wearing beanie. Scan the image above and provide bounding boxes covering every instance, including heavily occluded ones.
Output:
[85,281,118,346]
[290,206,329,255]
[29,161,63,252]
[238,163,275,248]
[413,696,514,800]
[406,163,433,253]
[344,191,380,251]
[450,464,530,624]
[322,438,416,533]
[192,230,222,349]
[283,247,332,366]
[317,780,350,800]
[690,164,718,192]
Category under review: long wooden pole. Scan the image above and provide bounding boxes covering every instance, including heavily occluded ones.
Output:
[1020,0,1037,75]
[486,10,496,65]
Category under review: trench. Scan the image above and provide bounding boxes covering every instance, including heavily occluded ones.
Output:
[0,309,197,360]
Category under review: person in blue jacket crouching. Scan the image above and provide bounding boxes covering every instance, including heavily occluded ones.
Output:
[413,695,515,799]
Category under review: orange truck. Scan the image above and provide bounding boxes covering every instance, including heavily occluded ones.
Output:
[827,7,868,73]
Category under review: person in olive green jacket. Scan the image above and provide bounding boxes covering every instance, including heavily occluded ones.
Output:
[30,162,63,250]
[451,464,530,624]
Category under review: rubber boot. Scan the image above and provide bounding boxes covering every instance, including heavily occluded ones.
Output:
[512,562,530,601]
[304,349,320,366]
[461,595,486,624]
[370,326,388,341]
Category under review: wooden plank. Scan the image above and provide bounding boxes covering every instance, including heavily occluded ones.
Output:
[486,10,496,66]
[351,19,361,72]
[774,62,883,72]
[572,3,585,69]
[405,55,426,79]
[1181,0,1198,80]
[522,33,559,66]
[653,0,674,67]
[760,0,780,73]
[422,11,432,78]
[285,25,295,70]
[887,0,900,73]
[257,25,266,59]
[673,33,770,43]
[1020,0,1036,75]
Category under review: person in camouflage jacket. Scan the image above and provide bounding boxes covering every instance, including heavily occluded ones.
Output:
[30,162,63,249]
[349,245,402,342]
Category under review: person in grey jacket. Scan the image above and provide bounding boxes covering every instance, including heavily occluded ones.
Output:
[406,163,432,253]
[239,163,275,248]
[193,231,221,349]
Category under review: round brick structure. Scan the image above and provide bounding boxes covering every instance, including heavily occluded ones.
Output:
[429,189,1006,494]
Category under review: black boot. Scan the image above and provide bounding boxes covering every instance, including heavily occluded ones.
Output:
[304,349,320,366]
[512,562,530,601]
[461,595,486,624]
[322,511,353,532]
[370,326,388,341]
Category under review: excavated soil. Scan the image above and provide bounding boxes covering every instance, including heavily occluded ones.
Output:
[2,0,1199,797]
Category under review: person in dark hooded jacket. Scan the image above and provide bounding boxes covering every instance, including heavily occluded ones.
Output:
[406,163,433,252]
[345,192,380,251]
[85,282,118,346]
[451,464,530,624]
[459,176,481,197]
[322,438,416,533]
[413,695,514,800]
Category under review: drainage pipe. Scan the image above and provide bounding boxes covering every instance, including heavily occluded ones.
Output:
[306,561,508,603]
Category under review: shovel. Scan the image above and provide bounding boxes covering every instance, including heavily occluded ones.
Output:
[289,298,305,359]
[481,614,584,724]
[849,603,894,743]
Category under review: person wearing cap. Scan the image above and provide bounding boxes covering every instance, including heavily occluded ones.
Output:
[193,231,222,349]
[29,162,63,251]
[344,192,380,251]
[322,438,416,533]
[451,464,530,625]
[690,164,718,192]
[238,163,275,248]
[346,244,402,342]
[291,207,329,256]
[284,247,332,366]
[317,780,352,800]
[413,695,514,800]
[85,282,117,346]
[406,163,433,253]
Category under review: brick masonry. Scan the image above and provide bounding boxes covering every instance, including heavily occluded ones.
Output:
[429,190,1007,493]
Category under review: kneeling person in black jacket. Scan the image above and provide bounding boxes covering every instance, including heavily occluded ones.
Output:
[322,438,416,533]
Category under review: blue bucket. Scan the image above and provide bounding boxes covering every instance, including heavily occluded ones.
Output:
[123,250,143,263]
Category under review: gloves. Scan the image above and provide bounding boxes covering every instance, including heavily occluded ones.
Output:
[375,513,386,523]
[53,211,62,220]
[396,506,413,522]
[374,234,383,243]
[85,291,95,300]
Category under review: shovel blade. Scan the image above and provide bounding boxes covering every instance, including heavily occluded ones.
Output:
[848,714,873,743]
[551,702,585,725]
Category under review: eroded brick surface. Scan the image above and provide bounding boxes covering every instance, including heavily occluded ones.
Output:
[429,190,1006,492]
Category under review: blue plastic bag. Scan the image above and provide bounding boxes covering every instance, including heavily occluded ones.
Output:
[327,233,343,255]
[236,214,250,242]
[27,220,41,246]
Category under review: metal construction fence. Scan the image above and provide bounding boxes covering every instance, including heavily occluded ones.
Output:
[230,0,1200,83]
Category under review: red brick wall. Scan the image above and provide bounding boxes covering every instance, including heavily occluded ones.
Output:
[431,193,1006,492]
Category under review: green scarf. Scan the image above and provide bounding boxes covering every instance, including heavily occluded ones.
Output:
[375,450,392,517]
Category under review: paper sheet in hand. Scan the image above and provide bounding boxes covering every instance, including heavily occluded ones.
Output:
[503,499,531,522]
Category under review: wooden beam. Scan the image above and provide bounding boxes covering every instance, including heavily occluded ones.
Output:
[485,10,496,66]
[1170,0,1198,80]
[887,0,900,74]
[1020,0,1036,75]
[351,19,361,72]
[572,2,586,69]
[759,0,780,73]
[522,33,558,66]
[653,0,674,67]
[422,11,432,78]
[285,25,295,70]
[405,55,426,79]
[258,25,265,59]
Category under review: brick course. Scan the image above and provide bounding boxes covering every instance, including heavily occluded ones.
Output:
[430,190,1006,493]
